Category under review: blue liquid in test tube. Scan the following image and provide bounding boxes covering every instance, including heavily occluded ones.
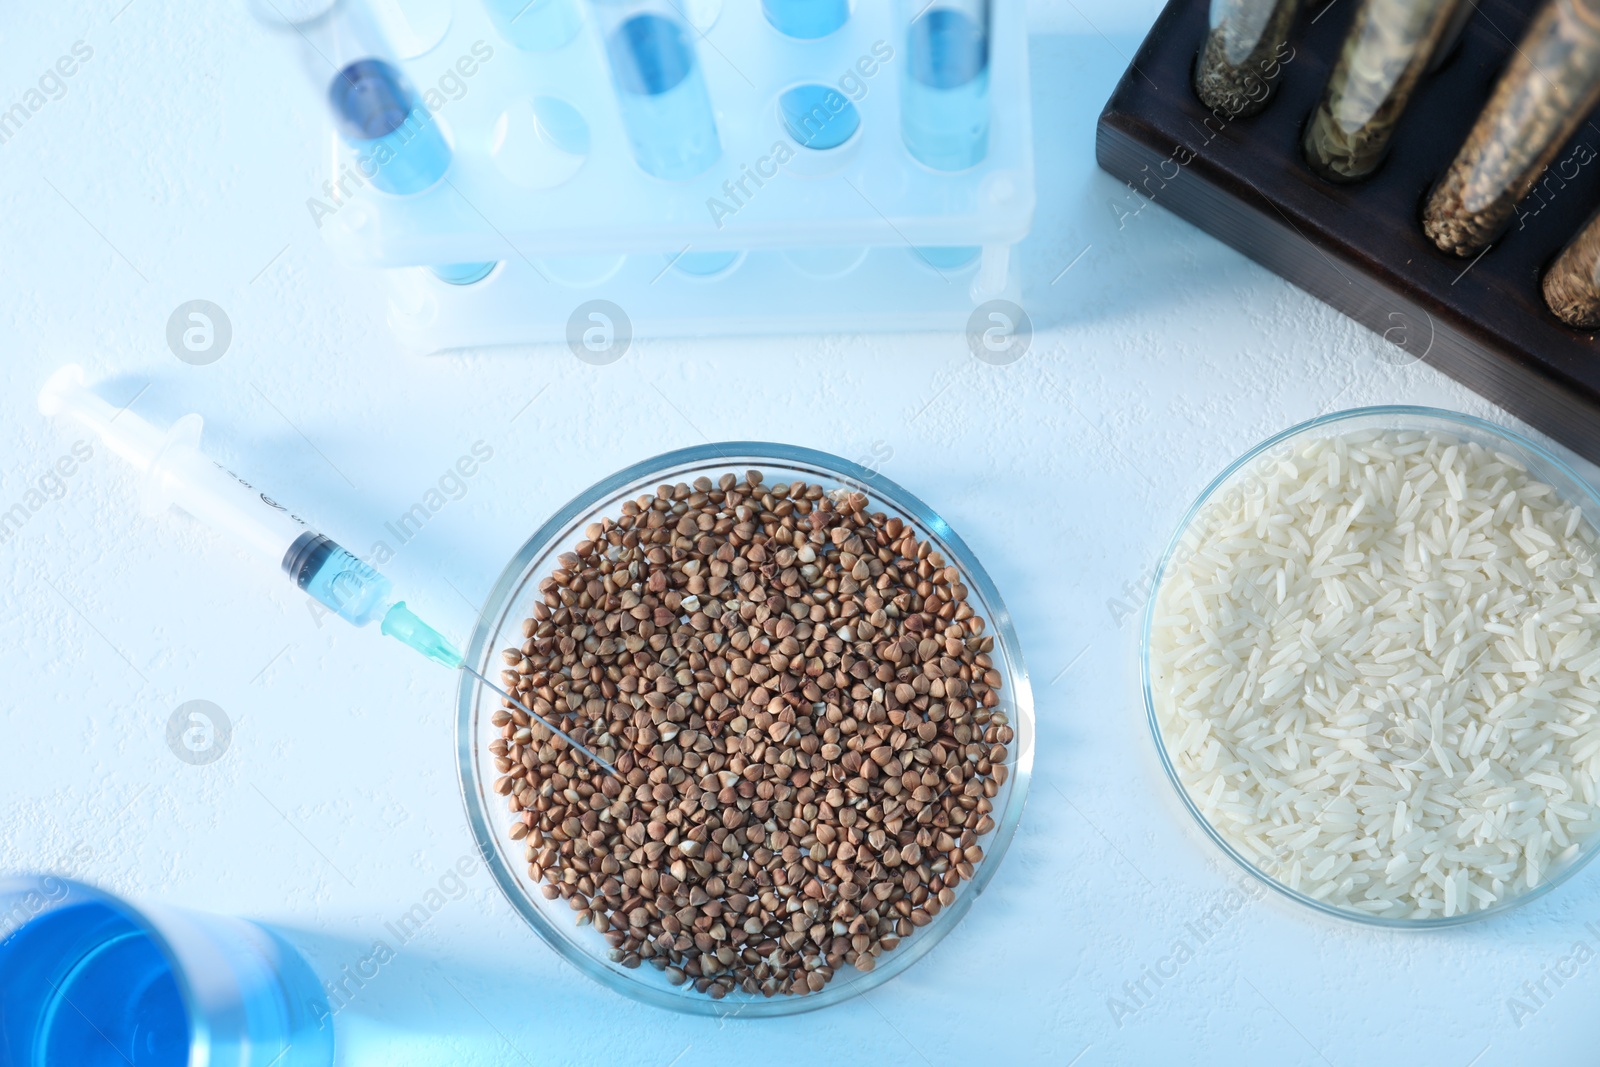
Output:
[329,57,452,194]
[481,0,582,51]
[900,1,991,171]
[330,59,498,284]
[779,84,860,150]
[916,246,979,269]
[598,6,721,180]
[762,0,850,38]
[429,261,499,284]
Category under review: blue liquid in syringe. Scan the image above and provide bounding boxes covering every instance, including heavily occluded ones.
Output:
[3,903,188,1066]
[762,0,851,39]
[901,6,990,171]
[287,532,394,625]
[605,13,720,180]
[329,58,452,194]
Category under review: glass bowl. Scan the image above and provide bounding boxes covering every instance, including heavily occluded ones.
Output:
[457,443,1035,1014]
[1142,407,1600,928]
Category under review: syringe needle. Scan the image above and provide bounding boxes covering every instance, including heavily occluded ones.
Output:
[460,664,619,779]
[381,604,615,776]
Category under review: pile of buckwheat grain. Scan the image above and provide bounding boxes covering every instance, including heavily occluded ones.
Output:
[487,471,1010,998]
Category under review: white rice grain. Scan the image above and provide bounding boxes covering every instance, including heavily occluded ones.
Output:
[1151,429,1600,919]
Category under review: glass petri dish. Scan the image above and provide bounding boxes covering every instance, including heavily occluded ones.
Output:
[457,443,1034,1014]
[1143,407,1600,928]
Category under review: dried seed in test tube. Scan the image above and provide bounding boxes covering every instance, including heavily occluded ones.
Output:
[1194,0,1301,118]
[1424,0,1600,255]
[1303,0,1470,181]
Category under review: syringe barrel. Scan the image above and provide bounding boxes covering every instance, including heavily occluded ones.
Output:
[150,441,312,566]
[41,364,312,570]
[282,532,396,625]
[37,367,164,473]
[40,366,456,657]
[145,445,395,626]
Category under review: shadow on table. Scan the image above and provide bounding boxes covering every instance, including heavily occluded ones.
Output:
[1020,30,1266,335]
[270,924,614,1063]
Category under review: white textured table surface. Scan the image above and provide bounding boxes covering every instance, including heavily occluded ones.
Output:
[4,2,1599,1065]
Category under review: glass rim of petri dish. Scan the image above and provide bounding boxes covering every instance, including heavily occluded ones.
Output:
[1141,405,1600,928]
[455,441,1035,1015]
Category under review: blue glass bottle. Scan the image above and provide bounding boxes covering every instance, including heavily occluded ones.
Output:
[900,1,991,171]
[9,919,188,1066]
[593,2,721,179]
[0,876,333,1067]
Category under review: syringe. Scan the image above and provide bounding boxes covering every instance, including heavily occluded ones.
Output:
[39,366,616,776]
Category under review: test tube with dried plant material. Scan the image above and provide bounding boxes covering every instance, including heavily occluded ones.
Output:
[1423,0,1600,256]
[1303,0,1471,182]
[1194,0,1301,117]
[1427,0,1478,72]
[1543,208,1600,326]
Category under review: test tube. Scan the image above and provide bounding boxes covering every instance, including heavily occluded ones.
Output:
[590,0,721,180]
[480,0,582,51]
[1194,0,1300,118]
[1423,0,1600,257]
[1428,0,1478,71]
[899,0,991,171]
[312,2,434,181]
[328,57,452,195]
[0,876,334,1067]
[1303,0,1470,182]
[318,4,500,281]
[1543,207,1600,326]
[763,0,851,39]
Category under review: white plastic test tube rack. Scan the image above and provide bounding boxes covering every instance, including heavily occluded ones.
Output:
[299,0,1034,352]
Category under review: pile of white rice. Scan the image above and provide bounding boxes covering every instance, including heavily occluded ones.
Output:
[1149,428,1600,919]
